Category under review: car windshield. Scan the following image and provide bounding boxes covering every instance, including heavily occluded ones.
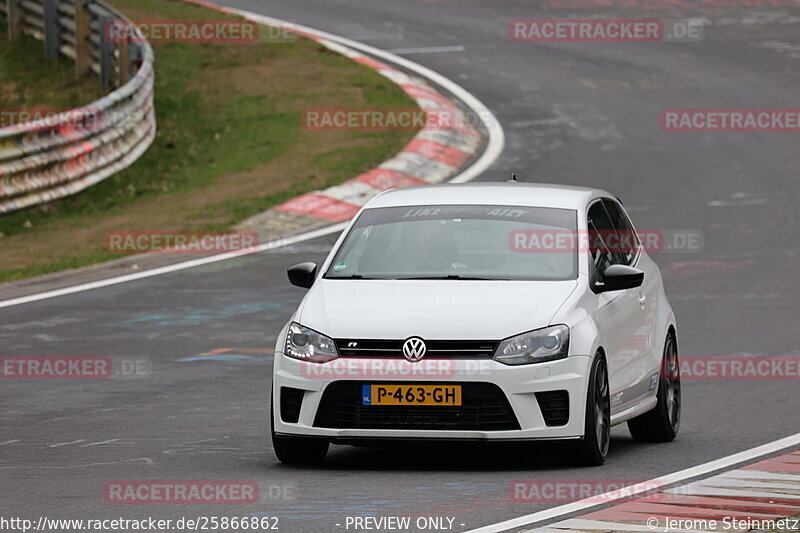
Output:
[324,204,578,281]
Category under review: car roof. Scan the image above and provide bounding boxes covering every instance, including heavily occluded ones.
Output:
[363,182,612,210]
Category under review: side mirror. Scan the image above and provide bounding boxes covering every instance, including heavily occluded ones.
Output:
[596,264,644,293]
[287,262,317,289]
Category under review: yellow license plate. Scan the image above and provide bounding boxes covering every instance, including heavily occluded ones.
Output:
[362,384,462,406]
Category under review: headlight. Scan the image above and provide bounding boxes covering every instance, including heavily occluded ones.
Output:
[284,322,338,363]
[493,325,569,365]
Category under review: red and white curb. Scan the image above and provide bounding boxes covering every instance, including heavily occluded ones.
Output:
[184,2,502,236]
[466,434,800,533]
[530,449,800,533]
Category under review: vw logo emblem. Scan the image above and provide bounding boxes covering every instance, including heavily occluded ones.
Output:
[402,337,427,362]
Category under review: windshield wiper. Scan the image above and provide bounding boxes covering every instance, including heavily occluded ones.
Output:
[328,274,510,280]
[326,274,389,280]
[395,275,509,281]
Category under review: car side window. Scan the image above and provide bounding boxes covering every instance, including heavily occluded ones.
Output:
[587,202,616,273]
[603,199,639,266]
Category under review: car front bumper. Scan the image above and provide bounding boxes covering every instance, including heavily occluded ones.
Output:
[272,352,595,441]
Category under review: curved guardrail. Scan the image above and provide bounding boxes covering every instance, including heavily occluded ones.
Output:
[0,0,155,214]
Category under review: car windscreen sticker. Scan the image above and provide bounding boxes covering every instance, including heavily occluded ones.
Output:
[351,205,576,230]
[400,206,531,220]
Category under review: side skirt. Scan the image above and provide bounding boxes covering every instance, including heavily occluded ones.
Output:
[610,396,657,426]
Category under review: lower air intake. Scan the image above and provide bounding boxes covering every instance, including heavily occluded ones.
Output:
[314,382,520,431]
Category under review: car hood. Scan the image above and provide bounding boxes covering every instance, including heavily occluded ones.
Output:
[296,279,578,340]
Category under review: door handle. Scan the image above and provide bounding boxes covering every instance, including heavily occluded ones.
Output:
[638,293,646,308]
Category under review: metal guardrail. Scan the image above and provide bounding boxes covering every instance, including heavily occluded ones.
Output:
[0,0,155,214]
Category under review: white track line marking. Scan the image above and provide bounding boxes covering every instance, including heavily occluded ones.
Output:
[0,10,504,310]
[707,198,769,207]
[0,457,154,469]
[550,518,708,533]
[80,439,120,447]
[48,439,85,448]
[464,432,800,533]
[386,45,466,54]
[0,223,346,310]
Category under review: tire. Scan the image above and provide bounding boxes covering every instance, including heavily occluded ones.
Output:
[270,397,329,465]
[568,353,611,466]
[628,333,681,442]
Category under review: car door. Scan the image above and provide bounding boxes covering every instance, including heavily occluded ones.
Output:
[587,200,642,414]
[603,198,661,403]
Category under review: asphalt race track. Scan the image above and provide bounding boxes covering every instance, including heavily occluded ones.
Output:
[1,0,799,531]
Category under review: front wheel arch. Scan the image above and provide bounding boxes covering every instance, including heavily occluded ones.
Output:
[564,349,610,466]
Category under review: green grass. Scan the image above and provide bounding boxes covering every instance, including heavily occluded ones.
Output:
[0,23,100,110]
[0,0,418,282]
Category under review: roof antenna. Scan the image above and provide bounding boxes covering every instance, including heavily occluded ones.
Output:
[508,173,517,183]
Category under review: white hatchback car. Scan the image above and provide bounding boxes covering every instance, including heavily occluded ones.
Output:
[271,183,680,465]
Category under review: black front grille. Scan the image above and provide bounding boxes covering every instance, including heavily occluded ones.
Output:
[335,339,498,358]
[314,382,520,431]
[535,390,569,426]
[280,387,304,423]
